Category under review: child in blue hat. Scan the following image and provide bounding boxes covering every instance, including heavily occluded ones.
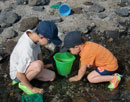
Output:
[10,21,61,94]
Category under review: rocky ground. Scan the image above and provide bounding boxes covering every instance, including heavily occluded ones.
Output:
[0,0,130,102]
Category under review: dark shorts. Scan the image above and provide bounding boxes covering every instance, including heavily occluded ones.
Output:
[95,67,116,75]
[14,77,20,82]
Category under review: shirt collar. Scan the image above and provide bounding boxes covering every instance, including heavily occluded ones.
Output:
[24,29,37,48]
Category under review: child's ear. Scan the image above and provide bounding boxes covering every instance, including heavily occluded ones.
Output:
[75,45,80,48]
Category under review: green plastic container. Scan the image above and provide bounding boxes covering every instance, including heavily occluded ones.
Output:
[53,52,75,76]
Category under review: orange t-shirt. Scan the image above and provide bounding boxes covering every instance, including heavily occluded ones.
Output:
[79,41,118,71]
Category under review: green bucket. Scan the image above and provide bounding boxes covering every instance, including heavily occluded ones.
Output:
[53,52,75,76]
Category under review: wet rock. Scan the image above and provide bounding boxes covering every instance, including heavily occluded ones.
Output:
[19,17,39,31]
[89,4,105,13]
[0,11,20,28]
[0,56,3,61]
[16,0,28,5]
[98,13,107,19]
[32,6,44,11]
[28,0,47,6]
[105,30,120,40]
[128,27,130,35]
[115,7,129,17]
[63,97,72,102]
[1,28,18,39]
[49,85,55,92]
[72,97,88,102]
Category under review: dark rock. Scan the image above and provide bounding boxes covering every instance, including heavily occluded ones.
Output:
[105,30,120,40]
[16,0,28,5]
[98,13,107,19]
[115,7,129,17]
[32,6,44,11]
[128,27,130,35]
[72,7,83,14]
[118,2,128,7]
[5,40,16,54]
[121,0,129,3]
[51,17,63,23]
[88,4,105,13]
[0,56,3,61]
[0,28,3,34]
[19,17,39,31]
[83,1,93,6]
[28,0,48,6]
[0,11,20,28]
[0,0,7,2]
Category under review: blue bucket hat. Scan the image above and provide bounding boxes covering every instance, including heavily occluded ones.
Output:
[37,21,62,45]
[60,31,82,52]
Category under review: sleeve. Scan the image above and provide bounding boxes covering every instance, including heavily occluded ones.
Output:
[37,44,41,54]
[17,52,32,73]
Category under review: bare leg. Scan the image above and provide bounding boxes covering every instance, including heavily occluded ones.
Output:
[25,60,55,82]
[87,70,114,83]
[25,60,44,81]
[35,68,55,81]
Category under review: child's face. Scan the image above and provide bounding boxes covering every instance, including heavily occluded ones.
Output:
[38,35,49,45]
[69,46,80,55]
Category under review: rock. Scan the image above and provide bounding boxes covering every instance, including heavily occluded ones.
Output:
[98,13,107,19]
[49,85,55,92]
[1,28,18,39]
[50,17,63,23]
[0,28,3,34]
[0,36,7,45]
[118,2,128,7]
[4,74,7,78]
[105,30,120,40]
[0,56,3,61]
[83,1,93,6]
[115,7,129,17]
[32,6,44,11]
[72,97,87,102]
[88,4,105,13]
[16,0,28,5]
[72,7,83,14]
[19,17,39,31]
[121,0,129,3]
[28,0,47,6]
[5,40,17,54]
[128,27,130,35]
[0,11,20,28]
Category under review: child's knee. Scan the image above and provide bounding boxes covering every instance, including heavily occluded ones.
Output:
[50,72,56,81]
[33,60,44,72]
[87,75,94,83]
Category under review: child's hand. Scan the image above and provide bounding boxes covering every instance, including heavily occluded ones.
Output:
[69,75,80,82]
[32,87,44,94]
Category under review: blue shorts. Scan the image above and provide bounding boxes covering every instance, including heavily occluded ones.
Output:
[14,77,20,82]
[95,67,116,75]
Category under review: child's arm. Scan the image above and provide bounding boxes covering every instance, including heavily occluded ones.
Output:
[38,53,53,68]
[38,53,43,61]
[69,65,87,82]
